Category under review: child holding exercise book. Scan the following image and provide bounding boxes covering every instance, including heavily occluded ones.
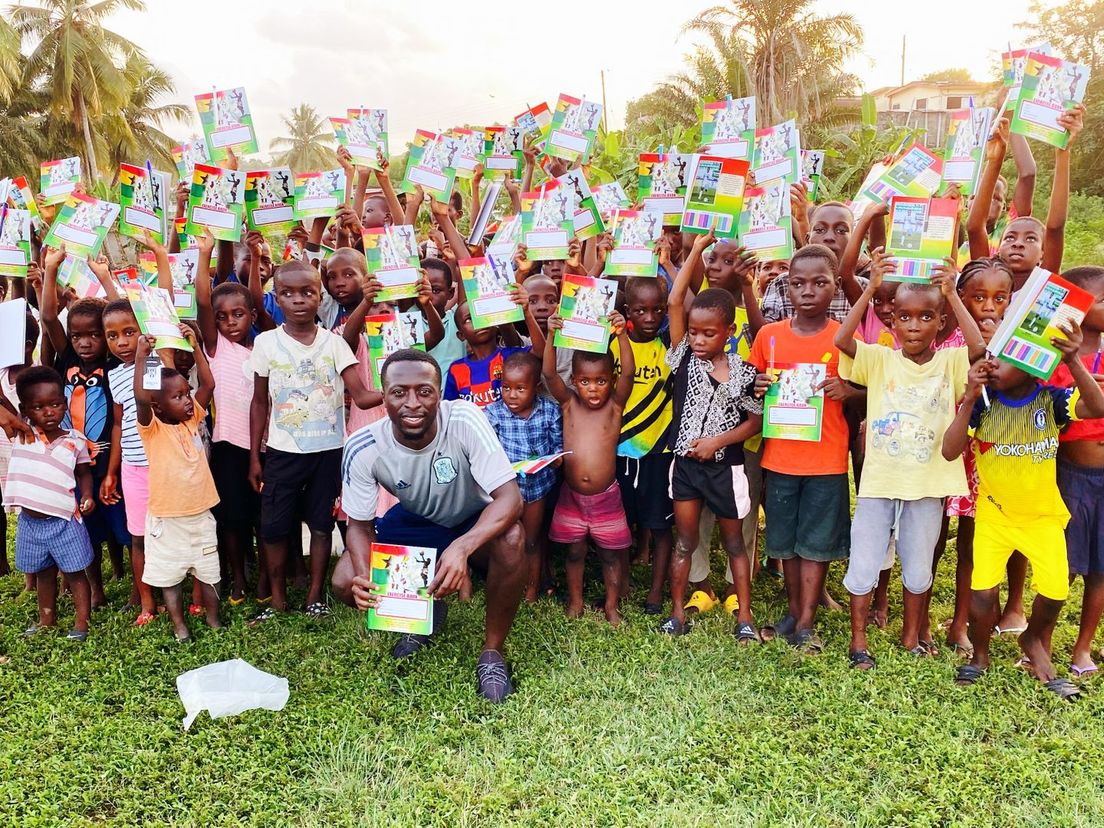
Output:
[195,228,269,604]
[835,250,985,669]
[543,309,634,625]
[945,311,1104,699]
[39,245,128,609]
[748,244,851,652]
[662,230,766,639]
[133,330,223,642]
[103,239,176,625]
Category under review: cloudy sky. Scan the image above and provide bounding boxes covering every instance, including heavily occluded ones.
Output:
[108,0,1041,152]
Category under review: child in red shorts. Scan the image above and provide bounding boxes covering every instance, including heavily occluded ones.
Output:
[542,310,635,625]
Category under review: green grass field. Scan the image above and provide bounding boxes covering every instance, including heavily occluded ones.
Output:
[2,521,1104,827]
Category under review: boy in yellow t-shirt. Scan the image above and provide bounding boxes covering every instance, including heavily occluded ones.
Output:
[612,277,674,614]
[943,332,1104,699]
[835,251,985,670]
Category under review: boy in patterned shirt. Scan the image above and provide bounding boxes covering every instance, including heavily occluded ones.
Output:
[661,230,767,640]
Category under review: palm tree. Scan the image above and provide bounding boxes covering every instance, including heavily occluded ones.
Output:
[627,0,862,140]
[269,104,337,172]
[687,0,863,124]
[0,87,51,178]
[9,0,146,182]
[101,53,190,180]
[0,17,21,103]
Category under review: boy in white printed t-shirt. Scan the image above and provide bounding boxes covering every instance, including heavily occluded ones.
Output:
[247,261,382,624]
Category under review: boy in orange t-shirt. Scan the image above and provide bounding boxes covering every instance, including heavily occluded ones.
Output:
[133,329,221,643]
[748,245,852,651]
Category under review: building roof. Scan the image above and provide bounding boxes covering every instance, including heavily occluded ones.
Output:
[870,79,994,97]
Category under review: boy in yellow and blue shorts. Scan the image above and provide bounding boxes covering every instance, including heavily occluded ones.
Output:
[942,325,1104,699]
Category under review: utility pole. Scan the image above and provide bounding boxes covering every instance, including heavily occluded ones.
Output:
[900,35,906,86]
[600,69,609,133]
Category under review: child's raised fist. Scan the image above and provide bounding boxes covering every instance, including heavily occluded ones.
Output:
[866,246,895,287]
[87,254,111,281]
[929,258,959,297]
[509,283,529,307]
[547,312,565,331]
[43,244,66,271]
[198,226,216,255]
[336,145,355,173]
[608,309,626,335]
[986,117,1010,160]
[135,334,155,360]
[415,270,433,307]
[1054,317,1085,362]
[692,228,716,253]
[1058,103,1087,145]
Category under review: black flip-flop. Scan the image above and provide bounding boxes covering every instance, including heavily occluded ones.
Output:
[849,649,876,670]
[954,664,985,686]
[789,628,823,654]
[658,616,689,636]
[642,601,663,616]
[734,622,760,645]
[1043,678,1082,701]
[761,614,796,642]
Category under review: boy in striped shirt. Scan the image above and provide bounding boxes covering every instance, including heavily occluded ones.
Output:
[4,367,96,641]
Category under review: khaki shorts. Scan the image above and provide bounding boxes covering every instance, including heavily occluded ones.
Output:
[142,510,220,588]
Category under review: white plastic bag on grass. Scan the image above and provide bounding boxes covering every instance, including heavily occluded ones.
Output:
[176,659,289,731]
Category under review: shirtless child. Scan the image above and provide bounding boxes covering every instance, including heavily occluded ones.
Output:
[543,311,635,625]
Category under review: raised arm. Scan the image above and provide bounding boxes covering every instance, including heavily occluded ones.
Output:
[429,197,471,261]
[403,184,425,226]
[86,255,121,301]
[469,166,484,230]
[1008,133,1037,218]
[375,159,403,227]
[1054,318,1104,419]
[415,272,446,350]
[1042,105,1085,274]
[541,315,573,404]
[967,118,1009,260]
[181,325,214,410]
[40,245,69,356]
[931,259,985,362]
[611,315,635,406]
[341,275,380,351]
[942,359,988,460]
[835,248,889,358]
[840,202,887,305]
[245,231,276,332]
[132,335,156,426]
[136,231,173,292]
[669,230,715,344]
[195,228,219,353]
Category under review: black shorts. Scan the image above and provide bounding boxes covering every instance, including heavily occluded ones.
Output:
[617,454,673,530]
[210,441,261,528]
[260,447,341,541]
[669,455,750,521]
